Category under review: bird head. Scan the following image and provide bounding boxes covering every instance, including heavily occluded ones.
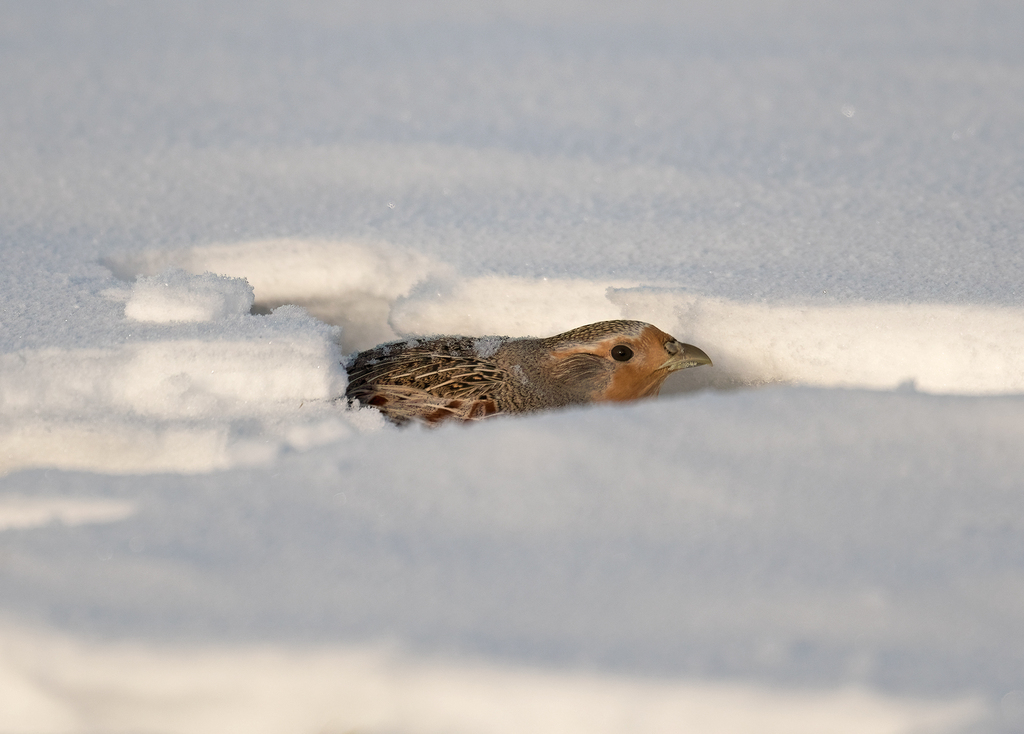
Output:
[540,320,712,403]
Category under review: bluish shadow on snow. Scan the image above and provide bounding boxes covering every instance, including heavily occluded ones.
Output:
[2,386,1023,713]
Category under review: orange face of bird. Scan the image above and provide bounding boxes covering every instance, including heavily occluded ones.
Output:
[550,324,712,403]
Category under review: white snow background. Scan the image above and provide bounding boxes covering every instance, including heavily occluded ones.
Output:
[1,1,1023,731]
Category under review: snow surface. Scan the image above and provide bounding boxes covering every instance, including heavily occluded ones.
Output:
[124,269,256,324]
[1,1,1023,732]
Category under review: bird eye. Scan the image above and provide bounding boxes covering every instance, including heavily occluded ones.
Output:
[611,345,634,362]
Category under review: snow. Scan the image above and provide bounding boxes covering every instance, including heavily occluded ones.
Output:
[106,238,441,349]
[1,0,1023,731]
[0,625,987,734]
[0,496,135,532]
[0,290,361,476]
[124,269,255,324]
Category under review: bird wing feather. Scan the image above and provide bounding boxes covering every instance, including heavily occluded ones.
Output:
[346,348,509,424]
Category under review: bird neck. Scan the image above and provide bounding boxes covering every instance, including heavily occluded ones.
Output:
[496,339,610,408]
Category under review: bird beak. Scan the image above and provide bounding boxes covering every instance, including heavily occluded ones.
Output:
[662,341,712,371]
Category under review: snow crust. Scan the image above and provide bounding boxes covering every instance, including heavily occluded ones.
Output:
[107,238,442,349]
[125,269,255,323]
[614,289,1024,394]
[1,0,1023,730]
[0,276,367,476]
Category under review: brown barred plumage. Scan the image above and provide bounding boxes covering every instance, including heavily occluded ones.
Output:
[345,320,711,425]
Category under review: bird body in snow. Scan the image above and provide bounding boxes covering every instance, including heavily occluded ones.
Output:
[345,320,712,425]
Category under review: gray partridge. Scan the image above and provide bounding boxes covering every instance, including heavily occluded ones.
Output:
[345,320,712,425]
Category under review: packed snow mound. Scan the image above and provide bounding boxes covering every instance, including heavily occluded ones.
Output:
[105,239,1024,400]
[105,238,445,351]
[0,304,346,419]
[612,288,1024,395]
[0,271,383,476]
[125,269,254,323]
